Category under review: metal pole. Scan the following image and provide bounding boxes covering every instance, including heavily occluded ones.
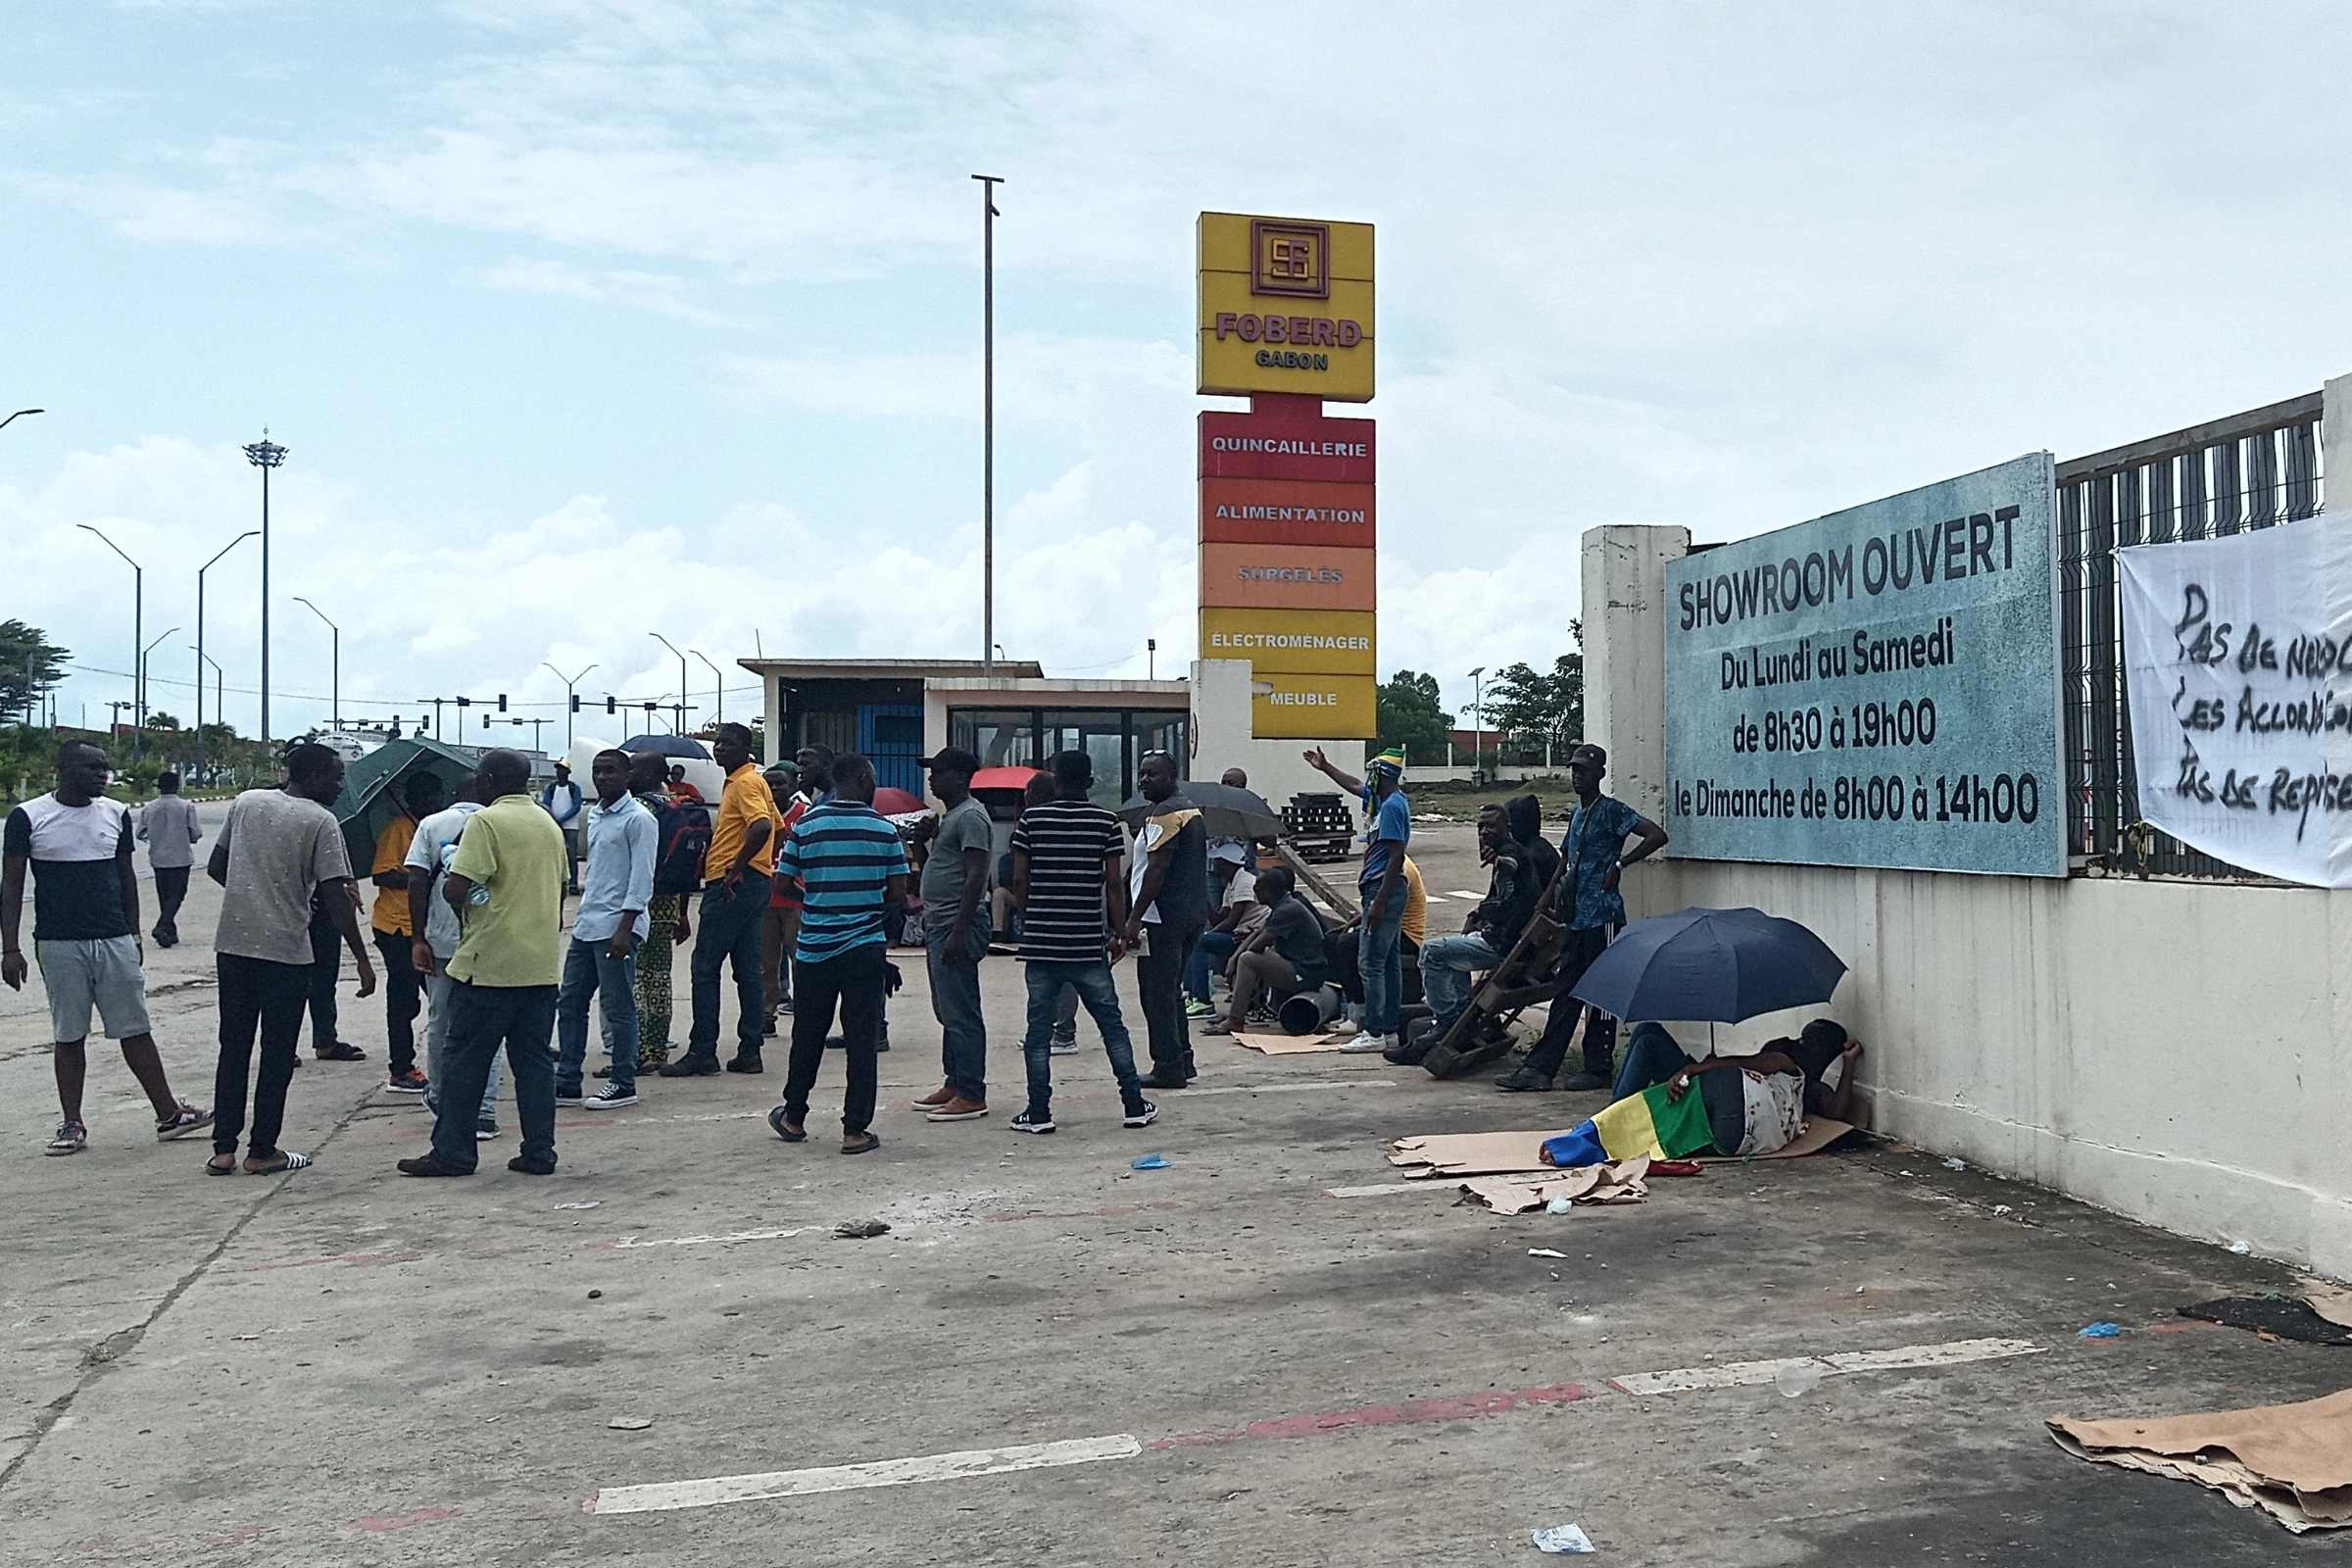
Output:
[651,633,689,735]
[973,173,1003,680]
[75,525,143,760]
[244,436,288,745]
[292,598,338,731]
[541,662,598,752]
[1468,666,1485,777]
[692,650,723,726]
[138,628,176,750]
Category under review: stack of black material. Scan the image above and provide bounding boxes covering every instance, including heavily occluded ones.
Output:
[1282,793,1355,863]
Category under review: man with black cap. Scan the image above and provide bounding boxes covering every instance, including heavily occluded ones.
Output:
[909,746,993,1121]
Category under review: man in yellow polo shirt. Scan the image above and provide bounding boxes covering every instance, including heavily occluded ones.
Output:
[370,771,443,1096]
[396,750,567,1178]
[660,723,784,1077]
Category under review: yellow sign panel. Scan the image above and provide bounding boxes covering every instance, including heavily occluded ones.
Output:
[1198,212,1375,403]
[1251,672,1378,739]
[1200,607,1376,676]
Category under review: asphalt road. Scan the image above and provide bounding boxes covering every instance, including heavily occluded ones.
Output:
[3,819,2345,1565]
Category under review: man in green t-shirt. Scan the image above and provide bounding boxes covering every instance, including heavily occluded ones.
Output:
[398,750,567,1178]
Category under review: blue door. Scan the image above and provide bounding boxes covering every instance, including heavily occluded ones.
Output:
[857,704,925,796]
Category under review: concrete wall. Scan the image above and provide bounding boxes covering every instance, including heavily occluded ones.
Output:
[1591,522,2352,1278]
[1190,659,1365,818]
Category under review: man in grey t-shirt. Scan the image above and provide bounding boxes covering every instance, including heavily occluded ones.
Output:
[911,747,993,1122]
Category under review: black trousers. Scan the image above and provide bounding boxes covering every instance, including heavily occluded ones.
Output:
[1521,923,1619,1080]
[307,900,341,1052]
[213,953,310,1157]
[373,930,420,1075]
[1135,924,1202,1077]
[152,865,190,944]
[784,945,887,1135]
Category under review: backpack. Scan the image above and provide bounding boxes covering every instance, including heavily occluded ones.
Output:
[651,795,713,895]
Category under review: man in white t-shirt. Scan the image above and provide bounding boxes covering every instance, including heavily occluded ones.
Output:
[405,770,501,1138]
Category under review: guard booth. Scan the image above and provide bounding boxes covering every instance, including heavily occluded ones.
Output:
[747,660,1044,798]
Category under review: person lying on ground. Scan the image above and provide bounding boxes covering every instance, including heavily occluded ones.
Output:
[1544,1018,1866,1165]
[1200,866,1329,1037]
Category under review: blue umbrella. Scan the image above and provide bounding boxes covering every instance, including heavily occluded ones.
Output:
[620,733,710,758]
[1567,906,1845,1024]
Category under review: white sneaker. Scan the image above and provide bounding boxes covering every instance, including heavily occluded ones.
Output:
[1327,1017,1361,1038]
[1339,1032,1395,1054]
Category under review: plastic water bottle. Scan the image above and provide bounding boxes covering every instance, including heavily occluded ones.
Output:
[466,883,491,906]
[1775,1360,1822,1397]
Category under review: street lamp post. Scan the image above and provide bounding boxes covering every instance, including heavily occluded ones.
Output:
[139,628,177,751]
[691,650,723,727]
[972,172,1004,680]
[1468,665,1486,777]
[196,531,258,762]
[291,597,339,730]
[541,662,599,752]
[0,409,43,433]
[243,433,288,746]
[650,633,690,735]
[76,524,142,760]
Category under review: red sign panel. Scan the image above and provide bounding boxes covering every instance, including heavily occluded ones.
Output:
[1200,478,1376,549]
[1199,411,1376,484]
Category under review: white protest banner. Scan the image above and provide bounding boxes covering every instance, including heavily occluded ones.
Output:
[2118,511,2352,885]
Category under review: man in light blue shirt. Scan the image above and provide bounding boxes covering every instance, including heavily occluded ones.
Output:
[556,750,656,1108]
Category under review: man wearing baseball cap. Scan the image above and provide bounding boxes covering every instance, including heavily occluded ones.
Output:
[910,747,993,1121]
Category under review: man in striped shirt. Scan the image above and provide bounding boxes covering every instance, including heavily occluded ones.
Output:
[1005,750,1155,1135]
[768,752,906,1155]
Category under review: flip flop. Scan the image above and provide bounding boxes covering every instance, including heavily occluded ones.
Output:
[841,1131,881,1155]
[766,1105,806,1143]
[245,1152,314,1175]
[204,1154,238,1176]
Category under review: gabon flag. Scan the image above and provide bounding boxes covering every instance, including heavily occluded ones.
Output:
[1541,1081,1716,1168]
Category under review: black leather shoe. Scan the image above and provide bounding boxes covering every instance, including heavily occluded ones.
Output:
[1557,1071,1610,1092]
[657,1054,721,1077]
[724,1054,763,1074]
[1494,1066,1556,1092]
[508,1156,556,1175]
[397,1154,466,1177]
[1135,1071,1191,1090]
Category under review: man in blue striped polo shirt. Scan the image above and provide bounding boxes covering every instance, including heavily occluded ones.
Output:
[768,752,906,1155]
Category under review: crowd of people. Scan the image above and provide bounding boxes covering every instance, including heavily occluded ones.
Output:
[5,727,1776,1172]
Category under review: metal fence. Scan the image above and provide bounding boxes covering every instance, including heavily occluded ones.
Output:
[2055,392,2326,877]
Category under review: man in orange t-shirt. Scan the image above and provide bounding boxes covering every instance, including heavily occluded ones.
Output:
[370,771,444,1094]
[659,724,783,1076]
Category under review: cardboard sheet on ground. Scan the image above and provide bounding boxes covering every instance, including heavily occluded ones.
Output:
[1386,1118,1854,1179]
[2050,1387,2352,1532]
[1230,1030,1348,1054]
[1460,1157,1651,1214]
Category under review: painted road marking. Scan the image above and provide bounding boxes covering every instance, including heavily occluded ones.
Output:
[586,1434,1144,1515]
[1322,1181,1447,1198]
[591,1336,2045,1514]
[1185,1078,1396,1097]
[1446,888,1487,899]
[608,1227,811,1250]
[1607,1337,2041,1396]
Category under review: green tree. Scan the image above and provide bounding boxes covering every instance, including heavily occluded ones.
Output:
[1484,622,1585,758]
[0,620,69,721]
[1376,669,1453,764]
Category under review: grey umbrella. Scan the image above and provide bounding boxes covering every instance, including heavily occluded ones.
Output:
[1114,780,1283,841]
[620,734,710,758]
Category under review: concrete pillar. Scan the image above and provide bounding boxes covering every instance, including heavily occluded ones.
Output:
[2328,371,2351,514]
[1580,524,1690,823]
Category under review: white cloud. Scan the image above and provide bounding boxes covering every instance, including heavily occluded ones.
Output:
[476,257,734,323]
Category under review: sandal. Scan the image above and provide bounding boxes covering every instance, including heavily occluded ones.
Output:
[840,1131,880,1156]
[1200,1021,1235,1038]
[204,1152,238,1175]
[316,1043,367,1062]
[244,1152,314,1175]
[766,1105,806,1143]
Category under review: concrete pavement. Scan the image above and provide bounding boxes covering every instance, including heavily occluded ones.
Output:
[3,820,2345,1565]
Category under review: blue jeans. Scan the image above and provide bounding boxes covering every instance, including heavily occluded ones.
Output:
[1418,930,1503,1030]
[1020,960,1142,1116]
[925,911,989,1102]
[430,981,558,1174]
[1358,896,1406,1035]
[557,934,640,1095]
[423,970,500,1123]
[1186,929,1237,1002]
[1611,1021,1695,1102]
[688,870,770,1058]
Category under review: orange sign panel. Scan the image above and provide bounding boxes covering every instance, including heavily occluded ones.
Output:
[1200,543,1376,612]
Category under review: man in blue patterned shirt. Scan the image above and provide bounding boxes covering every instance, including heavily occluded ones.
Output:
[1497,743,1667,1093]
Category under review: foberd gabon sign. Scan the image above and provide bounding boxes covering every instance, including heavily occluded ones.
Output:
[1662,454,2067,876]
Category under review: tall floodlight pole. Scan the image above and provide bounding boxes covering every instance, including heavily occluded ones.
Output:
[76,524,142,760]
[196,531,258,767]
[542,662,598,751]
[650,633,689,734]
[1468,666,1486,772]
[244,434,288,745]
[972,173,1003,680]
[691,650,723,726]
[291,597,339,730]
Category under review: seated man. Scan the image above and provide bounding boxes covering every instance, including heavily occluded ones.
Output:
[1405,805,1541,1053]
[1185,876,1263,1017]
[1610,1017,1866,1155]
[1201,866,1328,1037]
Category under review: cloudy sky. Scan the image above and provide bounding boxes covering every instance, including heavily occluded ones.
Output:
[6,0,2349,740]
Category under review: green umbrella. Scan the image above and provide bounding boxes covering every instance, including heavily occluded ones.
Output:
[328,738,479,872]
